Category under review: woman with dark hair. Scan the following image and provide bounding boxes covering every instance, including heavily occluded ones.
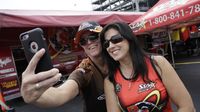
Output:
[100,22,195,112]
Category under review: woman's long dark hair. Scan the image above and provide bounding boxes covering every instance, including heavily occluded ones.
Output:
[100,22,150,83]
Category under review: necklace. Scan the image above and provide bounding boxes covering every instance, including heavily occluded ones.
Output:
[121,68,135,91]
[119,66,135,91]
[128,71,134,91]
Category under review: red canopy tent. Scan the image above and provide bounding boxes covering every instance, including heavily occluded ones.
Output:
[129,0,200,67]
[129,0,200,34]
[0,10,144,28]
[0,10,143,47]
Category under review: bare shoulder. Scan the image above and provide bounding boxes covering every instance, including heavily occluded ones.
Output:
[152,55,169,66]
[152,55,175,78]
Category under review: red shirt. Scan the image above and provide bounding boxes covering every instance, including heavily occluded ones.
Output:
[114,59,173,112]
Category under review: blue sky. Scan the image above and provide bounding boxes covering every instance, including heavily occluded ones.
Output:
[0,0,93,11]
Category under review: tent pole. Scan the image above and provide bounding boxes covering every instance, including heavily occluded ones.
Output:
[167,30,175,68]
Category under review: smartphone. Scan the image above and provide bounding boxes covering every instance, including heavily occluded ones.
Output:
[19,28,53,73]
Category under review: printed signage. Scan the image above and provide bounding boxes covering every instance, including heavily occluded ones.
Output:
[0,47,21,101]
[130,0,200,33]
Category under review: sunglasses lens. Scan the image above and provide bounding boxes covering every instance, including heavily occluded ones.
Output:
[103,34,124,48]
[111,35,124,44]
[79,33,99,46]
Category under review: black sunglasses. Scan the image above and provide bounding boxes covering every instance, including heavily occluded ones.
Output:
[79,33,99,46]
[103,34,124,48]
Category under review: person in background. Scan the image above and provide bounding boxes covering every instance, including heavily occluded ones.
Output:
[20,21,107,112]
[99,21,195,112]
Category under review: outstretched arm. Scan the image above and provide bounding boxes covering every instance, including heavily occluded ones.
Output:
[21,49,79,107]
[35,79,79,107]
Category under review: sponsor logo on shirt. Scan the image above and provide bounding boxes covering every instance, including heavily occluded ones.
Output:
[97,94,105,100]
[127,90,162,111]
[138,82,155,92]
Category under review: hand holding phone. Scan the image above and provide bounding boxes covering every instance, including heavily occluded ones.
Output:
[19,28,53,73]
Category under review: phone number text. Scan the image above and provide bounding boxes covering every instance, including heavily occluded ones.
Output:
[148,3,200,26]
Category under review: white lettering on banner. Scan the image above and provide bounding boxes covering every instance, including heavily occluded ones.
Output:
[130,2,200,31]
[130,19,147,31]
[147,0,189,18]
[0,57,12,68]
[148,3,200,26]
[0,73,17,79]
[0,68,15,74]
[3,88,20,94]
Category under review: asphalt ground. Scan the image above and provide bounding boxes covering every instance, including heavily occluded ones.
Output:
[6,95,83,112]
[174,55,200,111]
[5,55,200,112]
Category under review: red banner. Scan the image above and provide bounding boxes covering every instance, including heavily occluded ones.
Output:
[0,47,21,101]
[130,0,200,34]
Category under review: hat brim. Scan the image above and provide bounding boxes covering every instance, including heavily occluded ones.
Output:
[74,29,102,45]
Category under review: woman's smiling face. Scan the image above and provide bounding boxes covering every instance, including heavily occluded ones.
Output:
[104,28,130,61]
